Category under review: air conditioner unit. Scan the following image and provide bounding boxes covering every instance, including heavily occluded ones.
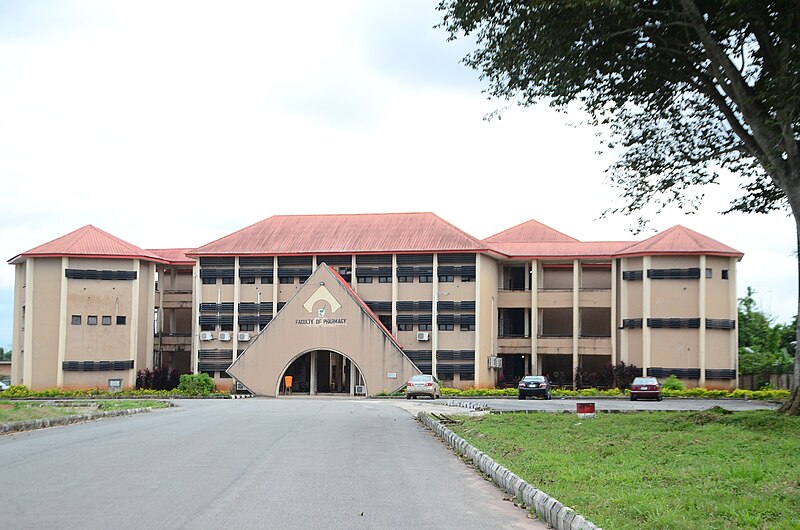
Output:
[238,332,251,341]
[219,332,232,342]
[199,331,214,341]
[416,331,430,341]
[488,356,503,368]
[354,385,366,395]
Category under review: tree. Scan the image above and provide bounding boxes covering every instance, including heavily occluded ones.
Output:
[438,0,800,414]
[738,287,795,386]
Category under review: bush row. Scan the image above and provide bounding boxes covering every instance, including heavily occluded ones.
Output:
[438,386,790,401]
[0,381,228,400]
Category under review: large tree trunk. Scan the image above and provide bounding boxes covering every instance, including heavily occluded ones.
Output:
[778,211,800,415]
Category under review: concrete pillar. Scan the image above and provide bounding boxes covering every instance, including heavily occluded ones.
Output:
[350,360,356,396]
[272,256,279,317]
[432,254,439,379]
[699,255,707,387]
[530,259,539,375]
[730,257,739,388]
[572,259,580,387]
[610,259,617,366]
[310,350,317,395]
[57,257,68,386]
[474,255,481,388]
[129,259,141,388]
[643,256,652,376]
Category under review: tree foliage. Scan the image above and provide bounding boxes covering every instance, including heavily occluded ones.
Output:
[438,0,800,221]
[438,0,800,410]
[738,286,795,375]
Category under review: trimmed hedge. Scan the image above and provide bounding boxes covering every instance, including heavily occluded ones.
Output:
[0,385,230,399]
[439,386,789,401]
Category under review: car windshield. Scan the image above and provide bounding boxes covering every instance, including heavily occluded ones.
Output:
[523,376,545,382]
[633,377,658,385]
[410,375,432,382]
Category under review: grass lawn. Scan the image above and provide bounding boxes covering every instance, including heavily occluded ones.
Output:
[0,399,169,423]
[449,408,800,529]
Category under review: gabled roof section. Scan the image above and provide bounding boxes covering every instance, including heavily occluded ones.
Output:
[149,248,195,265]
[616,225,743,257]
[188,212,489,256]
[485,219,579,244]
[9,225,167,264]
[491,241,635,259]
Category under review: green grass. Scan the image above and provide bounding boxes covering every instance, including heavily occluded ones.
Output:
[0,399,169,423]
[449,409,800,529]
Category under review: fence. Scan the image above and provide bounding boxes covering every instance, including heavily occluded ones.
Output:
[738,372,792,390]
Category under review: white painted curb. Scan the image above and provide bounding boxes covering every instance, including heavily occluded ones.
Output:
[418,412,601,530]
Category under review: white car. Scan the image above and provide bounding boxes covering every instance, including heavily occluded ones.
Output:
[405,374,440,399]
[0,380,10,391]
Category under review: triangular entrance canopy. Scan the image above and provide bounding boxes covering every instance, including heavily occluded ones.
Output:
[228,264,420,396]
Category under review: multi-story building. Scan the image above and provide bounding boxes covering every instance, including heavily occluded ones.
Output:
[7,213,742,395]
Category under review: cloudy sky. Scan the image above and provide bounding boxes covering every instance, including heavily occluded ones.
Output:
[1,0,796,348]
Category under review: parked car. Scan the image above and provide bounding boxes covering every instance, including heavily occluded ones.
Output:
[629,376,662,401]
[518,375,552,400]
[0,379,9,391]
[405,374,440,399]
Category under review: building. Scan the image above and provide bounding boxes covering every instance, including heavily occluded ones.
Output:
[7,213,742,395]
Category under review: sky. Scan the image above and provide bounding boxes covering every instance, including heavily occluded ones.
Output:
[0,0,796,348]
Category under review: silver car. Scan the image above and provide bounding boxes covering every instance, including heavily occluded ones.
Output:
[405,374,440,399]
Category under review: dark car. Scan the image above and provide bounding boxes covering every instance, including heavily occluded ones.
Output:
[629,376,662,401]
[518,375,551,400]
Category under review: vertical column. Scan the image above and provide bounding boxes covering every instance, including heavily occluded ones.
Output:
[610,259,618,365]
[699,255,707,387]
[530,259,539,375]
[312,255,317,272]
[350,361,356,396]
[473,254,481,388]
[730,257,740,388]
[572,259,580,387]
[432,254,439,379]
[351,255,358,293]
[642,256,652,376]
[145,262,156,371]
[23,260,34,386]
[192,259,201,374]
[310,350,317,395]
[619,259,629,364]
[57,257,68,386]
[272,256,279,317]
[233,257,240,372]
[391,255,398,338]
[129,259,140,388]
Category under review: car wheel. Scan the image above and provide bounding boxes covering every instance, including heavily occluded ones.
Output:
[518,394,525,400]
[630,395,637,401]
[406,395,411,400]
[546,392,552,400]
[657,395,663,401]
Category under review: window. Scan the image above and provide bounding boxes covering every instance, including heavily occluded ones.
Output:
[461,275,475,282]
[71,315,81,325]
[102,316,112,325]
[706,268,712,278]
[460,323,476,331]
[357,276,373,283]
[438,323,454,331]
[378,276,392,283]
[419,275,432,283]
[398,323,413,331]
[279,276,294,284]
[397,275,413,283]
[222,277,234,284]
[116,316,127,325]
[378,315,392,330]
[418,324,432,331]
[438,275,454,283]
[241,277,256,285]
[219,371,231,378]
[240,324,255,332]
[261,276,273,284]
[722,270,729,280]
[202,277,216,285]
[221,323,234,331]
[87,315,98,325]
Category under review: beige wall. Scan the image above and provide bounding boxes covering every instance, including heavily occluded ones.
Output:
[30,258,62,389]
[476,253,499,387]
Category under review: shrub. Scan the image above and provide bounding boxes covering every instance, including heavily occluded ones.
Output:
[136,367,182,390]
[177,373,215,395]
[662,374,685,391]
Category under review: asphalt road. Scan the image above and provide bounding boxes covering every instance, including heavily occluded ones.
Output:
[1,398,545,530]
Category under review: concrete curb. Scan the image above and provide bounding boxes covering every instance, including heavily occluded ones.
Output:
[444,399,491,411]
[418,412,601,530]
[1,407,154,434]
[230,394,254,399]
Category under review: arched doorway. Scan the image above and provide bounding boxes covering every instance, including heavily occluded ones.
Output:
[277,349,366,396]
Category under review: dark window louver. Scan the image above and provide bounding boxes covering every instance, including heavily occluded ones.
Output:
[436,265,476,276]
[396,254,433,264]
[706,369,736,379]
[647,367,701,379]
[199,268,234,279]
[365,301,392,312]
[239,268,273,278]
[355,254,393,265]
[355,266,392,277]
[396,301,433,312]
[317,255,352,266]
[403,350,432,362]
[622,318,643,329]
[437,254,476,264]
[238,302,273,313]
[436,350,475,361]
[62,360,134,371]
[277,256,313,266]
[622,270,643,281]
[65,269,137,281]
[396,266,434,277]
[396,314,433,325]
[647,318,701,329]
[647,268,701,280]
[199,303,234,313]
[706,319,736,330]
[199,257,235,267]
[437,300,476,311]
[239,257,273,267]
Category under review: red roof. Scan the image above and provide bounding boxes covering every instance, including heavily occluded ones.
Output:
[149,248,195,265]
[485,219,578,243]
[9,225,167,264]
[489,241,635,259]
[616,225,743,257]
[188,212,490,256]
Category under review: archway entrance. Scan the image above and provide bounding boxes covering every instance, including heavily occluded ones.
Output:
[278,349,366,396]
